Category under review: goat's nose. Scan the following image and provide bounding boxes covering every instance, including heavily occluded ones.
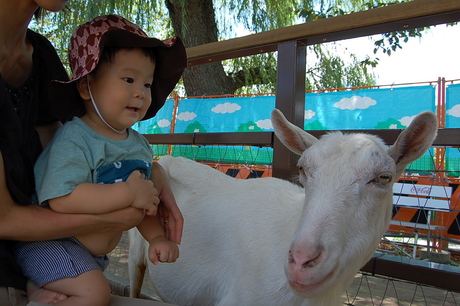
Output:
[288,248,322,270]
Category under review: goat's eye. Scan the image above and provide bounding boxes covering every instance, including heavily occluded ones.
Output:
[377,173,392,183]
[369,173,392,184]
[298,166,304,173]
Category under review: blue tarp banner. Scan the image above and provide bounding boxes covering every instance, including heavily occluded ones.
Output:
[174,96,275,133]
[446,83,460,128]
[135,85,437,134]
[305,86,435,130]
[134,99,175,134]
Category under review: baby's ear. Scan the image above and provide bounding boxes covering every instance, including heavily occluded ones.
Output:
[76,77,90,100]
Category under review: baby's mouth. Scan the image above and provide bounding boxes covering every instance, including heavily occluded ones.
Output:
[126,107,139,112]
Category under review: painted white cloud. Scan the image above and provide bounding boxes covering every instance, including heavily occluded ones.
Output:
[447,104,460,117]
[158,119,171,128]
[399,115,416,127]
[305,110,316,119]
[334,96,376,110]
[177,111,197,121]
[211,102,241,114]
[256,119,273,130]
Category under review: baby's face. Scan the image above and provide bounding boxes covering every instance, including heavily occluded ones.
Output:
[86,49,155,133]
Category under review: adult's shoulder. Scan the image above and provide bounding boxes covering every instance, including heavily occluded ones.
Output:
[26,29,55,51]
[26,29,68,80]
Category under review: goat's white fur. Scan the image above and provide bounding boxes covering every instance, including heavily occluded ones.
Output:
[129,109,438,306]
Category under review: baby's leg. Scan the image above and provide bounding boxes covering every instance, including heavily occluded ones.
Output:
[27,280,68,304]
[41,269,110,306]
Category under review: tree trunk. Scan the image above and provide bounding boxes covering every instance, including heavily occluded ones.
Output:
[166,0,235,96]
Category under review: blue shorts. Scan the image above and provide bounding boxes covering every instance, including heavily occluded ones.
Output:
[14,237,109,287]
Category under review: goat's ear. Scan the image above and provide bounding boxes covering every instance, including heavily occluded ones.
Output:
[388,111,438,176]
[271,109,318,155]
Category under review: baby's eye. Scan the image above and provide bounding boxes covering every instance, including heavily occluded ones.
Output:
[144,83,152,89]
[123,77,134,83]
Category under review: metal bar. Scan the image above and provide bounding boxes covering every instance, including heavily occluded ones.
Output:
[193,132,273,146]
[362,254,460,292]
[144,129,460,147]
[143,132,273,146]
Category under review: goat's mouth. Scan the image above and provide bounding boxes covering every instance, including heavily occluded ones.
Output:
[288,269,335,297]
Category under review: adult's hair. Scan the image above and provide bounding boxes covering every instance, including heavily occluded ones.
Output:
[34,8,42,19]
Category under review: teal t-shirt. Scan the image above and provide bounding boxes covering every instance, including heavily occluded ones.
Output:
[34,117,153,206]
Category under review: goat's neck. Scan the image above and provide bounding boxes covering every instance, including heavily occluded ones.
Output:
[305,285,344,306]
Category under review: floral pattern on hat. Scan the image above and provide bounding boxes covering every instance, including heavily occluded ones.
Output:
[68,15,149,81]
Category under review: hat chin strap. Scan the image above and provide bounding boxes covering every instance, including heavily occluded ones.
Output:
[87,77,126,134]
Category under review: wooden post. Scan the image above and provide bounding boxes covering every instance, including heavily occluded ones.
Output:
[273,40,306,180]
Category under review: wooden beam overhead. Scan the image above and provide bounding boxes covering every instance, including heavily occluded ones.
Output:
[186,0,460,66]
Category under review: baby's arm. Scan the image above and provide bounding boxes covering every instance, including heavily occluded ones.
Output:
[136,214,179,265]
[48,170,159,215]
[150,162,184,244]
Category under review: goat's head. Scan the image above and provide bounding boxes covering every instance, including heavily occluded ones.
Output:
[271,109,437,299]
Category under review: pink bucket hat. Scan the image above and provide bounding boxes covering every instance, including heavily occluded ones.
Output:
[50,14,187,122]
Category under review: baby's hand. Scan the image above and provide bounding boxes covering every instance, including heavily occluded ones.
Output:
[148,236,180,265]
[126,170,159,215]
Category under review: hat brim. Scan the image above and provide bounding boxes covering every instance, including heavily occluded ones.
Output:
[50,33,187,123]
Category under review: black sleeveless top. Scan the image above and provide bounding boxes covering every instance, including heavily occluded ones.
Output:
[0,30,69,290]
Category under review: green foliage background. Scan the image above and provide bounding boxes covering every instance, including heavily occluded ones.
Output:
[29,0,438,95]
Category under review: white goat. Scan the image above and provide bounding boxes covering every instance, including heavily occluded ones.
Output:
[129,109,438,306]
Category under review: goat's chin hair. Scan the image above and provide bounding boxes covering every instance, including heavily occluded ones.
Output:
[290,174,303,187]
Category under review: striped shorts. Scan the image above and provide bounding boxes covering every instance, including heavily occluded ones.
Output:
[14,237,109,287]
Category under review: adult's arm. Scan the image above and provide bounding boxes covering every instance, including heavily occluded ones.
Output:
[36,121,61,148]
[0,152,144,241]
